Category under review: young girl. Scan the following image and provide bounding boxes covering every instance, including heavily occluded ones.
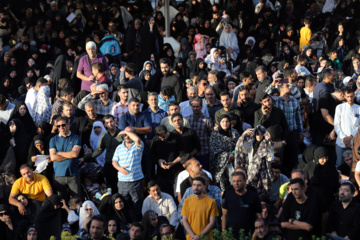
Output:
[90,121,107,167]
[205,48,230,76]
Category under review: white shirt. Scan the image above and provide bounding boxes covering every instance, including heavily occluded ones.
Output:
[334,102,360,148]
[141,192,179,228]
[0,101,15,124]
[179,100,210,118]
[25,88,38,118]
[175,169,212,193]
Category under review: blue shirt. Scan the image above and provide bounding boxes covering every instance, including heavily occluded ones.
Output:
[112,141,144,182]
[158,94,175,112]
[313,81,335,108]
[118,111,152,141]
[143,107,168,139]
[49,132,81,177]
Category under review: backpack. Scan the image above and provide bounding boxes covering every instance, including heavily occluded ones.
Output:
[98,35,121,57]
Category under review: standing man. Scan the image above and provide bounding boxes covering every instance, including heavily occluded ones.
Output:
[313,68,335,107]
[180,87,209,118]
[49,116,82,199]
[222,171,262,238]
[112,126,144,220]
[215,91,242,126]
[254,65,272,104]
[0,94,15,124]
[111,85,129,126]
[118,63,143,100]
[196,77,208,99]
[160,101,191,132]
[235,85,260,126]
[160,58,183,103]
[52,87,74,116]
[203,86,222,123]
[181,177,219,240]
[25,78,49,119]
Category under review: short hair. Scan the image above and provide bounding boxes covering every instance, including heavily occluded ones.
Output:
[196,171,209,180]
[290,178,305,188]
[196,77,208,85]
[147,92,158,98]
[62,102,73,109]
[205,85,215,94]
[160,224,175,234]
[344,87,354,95]
[322,68,334,79]
[255,65,266,73]
[220,91,231,98]
[68,197,82,208]
[155,125,168,135]
[89,215,106,229]
[55,116,69,124]
[183,158,196,169]
[209,69,218,76]
[159,58,171,66]
[171,112,183,122]
[96,84,109,92]
[343,150,352,159]
[161,86,173,97]
[335,86,346,94]
[305,77,315,87]
[60,87,74,97]
[19,164,31,171]
[168,101,179,107]
[125,63,137,75]
[187,86,198,93]
[0,94,6,104]
[291,169,305,178]
[85,101,95,109]
[129,98,140,104]
[254,217,268,227]
[36,77,48,86]
[117,84,128,92]
[190,97,202,107]
[341,181,355,194]
[103,114,114,122]
[86,41,97,49]
[92,62,104,72]
[283,66,295,78]
[130,222,144,231]
[147,180,159,191]
[271,161,281,170]
[192,176,206,185]
[231,171,246,180]
[304,16,312,25]
[240,71,252,81]
[237,85,248,92]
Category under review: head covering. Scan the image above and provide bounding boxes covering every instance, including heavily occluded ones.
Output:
[314,147,328,162]
[34,85,52,125]
[219,24,239,60]
[27,225,38,235]
[7,101,36,136]
[218,114,232,137]
[111,194,131,224]
[254,125,267,136]
[142,61,156,75]
[90,121,107,166]
[180,37,191,59]
[343,76,352,86]
[205,48,218,64]
[79,200,100,229]
[245,36,256,50]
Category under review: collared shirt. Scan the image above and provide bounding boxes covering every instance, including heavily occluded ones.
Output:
[272,96,303,134]
[203,98,222,122]
[25,88,37,118]
[142,192,179,228]
[186,113,213,155]
[334,102,360,148]
[118,111,151,141]
[313,81,335,107]
[0,100,15,124]
[143,107,168,139]
[112,141,144,182]
[175,169,213,193]
[111,102,129,126]
[78,94,116,115]
[10,173,52,201]
[52,97,67,116]
[179,100,210,118]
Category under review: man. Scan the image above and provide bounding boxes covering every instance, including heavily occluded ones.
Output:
[129,222,143,240]
[203,86,222,122]
[232,71,254,102]
[111,85,129,126]
[172,112,200,158]
[81,115,123,193]
[160,224,176,240]
[215,91,242,125]
[281,178,319,240]
[78,84,116,116]
[269,162,289,207]
[150,125,185,197]
[334,88,360,167]
[112,126,144,220]
[254,65,272,104]
[186,98,213,170]
[89,215,111,240]
[160,101,191,132]
[49,116,82,199]
[208,70,225,98]
[252,218,277,240]
[178,158,204,201]
[25,77,48,118]
[52,87,74,116]
[141,180,179,228]
[0,93,15,124]
[313,68,336,107]
[9,164,53,215]
[118,63,143,100]
[235,85,260,126]
[61,102,75,125]
[196,77,208,99]
[181,176,219,240]
[180,86,209,118]
[222,171,262,238]
[143,92,168,140]
[327,182,360,239]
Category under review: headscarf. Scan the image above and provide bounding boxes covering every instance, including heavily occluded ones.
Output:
[7,101,36,136]
[245,36,256,50]
[90,121,107,166]
[205,48,218,64]
[79,200,100,229]
[108,63,120,83]
[141,61,156,75]
[219,24,239,60]
[9,118,31,166]
[218,114,232,137]
[34,85,52,125]
[112,194,132,224]
[142,210,169,240]
[179,37,191,59]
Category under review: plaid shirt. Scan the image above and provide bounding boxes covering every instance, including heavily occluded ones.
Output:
[186,113,213,155]
[111,102,129,126]
[78,94,116,116]
[272,96,303,134]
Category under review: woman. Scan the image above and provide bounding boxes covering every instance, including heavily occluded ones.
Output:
[173,57,189,81]
[90,121,107,167]
[33,85,52,125]
[76,41,109,92]
[244,36,256,51]
[79,200,100,230]
[106,218,121,239]
[108,63,120,86]
[0,204,15,240]
[141,210,169,240]
[219,24,240,61]
[7,101,36,136]
[0,125,15,200]
[234,125,274,195]
[190,58,208,79]
[209,114,240,191]
[193,33,208,59]
[27,135,52,179]
[205,48,230,76]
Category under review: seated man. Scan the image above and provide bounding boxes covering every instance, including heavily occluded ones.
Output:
[9,164,53,215]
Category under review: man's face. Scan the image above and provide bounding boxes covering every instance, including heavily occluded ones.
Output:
[118,88,129,101]
[205,89,215,102]
[198,80,208,91]
[238,89,249,104]
[291,183,305,199]
[168,105,180,115]
[130,226,142,240]
[86,47,97,58]
[129,102,140,114]
[344,154,353,167]
[149,185,161,200]
[187,89,197,100]
[328,71,335,83]
[160,226,173,239]
[64,92,74,103]
[232,175,246,192]
[85,106,97,119]
[172,116,183,129]
[345,92,355,105]
[20,167,34,183]
[192,180,204,195]
[220,95,231,108]
[256,70,266,82]
[272,168,281,181]
[339,185,352,203]
[56,119,70,135]
[90,219,105,239]
[254,220,269,239]
[191,101,202,115]
[62,105,74,118]
[104,118,116,131]
[190,160,202,174]
[148,95,158,108]
[160,63,170,76]
[243,75,254,86]
[280,83,291,95]
[208,73,215,84]
[98,88,108,101]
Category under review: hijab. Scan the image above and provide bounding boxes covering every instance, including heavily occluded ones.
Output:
[219,24,239,60]
[108,63,120,83]
[9,118,31,166]
[142,210,169,240]
[7,101,36,136]
[79,200,100,229]
[245,36,256,50]
[112,194,132,224]
[34,85,52,125]
[179,38,191,60]
[218,114,232,137]
[90,121,107,166]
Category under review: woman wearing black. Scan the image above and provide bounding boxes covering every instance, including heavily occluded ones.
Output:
[141,210,169,240]
[7,101,36,137]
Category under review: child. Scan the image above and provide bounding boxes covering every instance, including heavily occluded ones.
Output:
[328,50,342,70]
[295,55,311,76]
[205,48,230,76]
[158,86,175,112]
[91,62,112,90]
[299,16,312,51]
[83,177,111,200]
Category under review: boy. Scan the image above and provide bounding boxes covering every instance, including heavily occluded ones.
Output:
[91,62,112,89]
[299,17,312,51]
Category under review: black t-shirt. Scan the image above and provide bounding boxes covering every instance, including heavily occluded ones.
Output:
[237,100,260,127]
[222,189,261,237]
[180,176,193,197]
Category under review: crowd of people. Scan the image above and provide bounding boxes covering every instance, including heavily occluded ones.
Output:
[2,0,360,239]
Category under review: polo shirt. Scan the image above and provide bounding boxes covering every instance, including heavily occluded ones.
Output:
[118,111,151,141]
[49,132,81,177]
[11,173,52,201]
[143,107,168,139]
[112,141,144,182]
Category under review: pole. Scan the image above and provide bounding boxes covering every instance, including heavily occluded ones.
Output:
[164,0,170,37]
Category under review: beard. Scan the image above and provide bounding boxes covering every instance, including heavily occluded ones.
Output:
[339,195,351,203]
[193,189,202,195]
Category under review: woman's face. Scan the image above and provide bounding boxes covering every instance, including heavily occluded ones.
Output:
[145,63,152,71]
[149,17,155,25]
[150,215,158,227]
[27,231,37,240]
[228,82,236,90]
[3,52,10,62]
[262,207,268,219]
[10,70,17,78]
[239,31,245,38]
[111,66,117,76]
[59,31,65,39]
[9,122,16,133]
[28,58,35,67]
[230,120,237,128]
[339,39,344,46]
[318,157,328,165]
[167,49,173,56]
[10,58,16,66]
[114,197,124,210]
[204,21,210,28]
[145,72,151,80]
[85,207,94,217]
[270,66,277,73]
[3,78,10,88]
[256,133,264,142]
[220,117,230,130]
[297,79,305,88]
[259,40,266,48]
[17,195,29,206]
[94,126,102,135]
[199,62,204,69]
[27,70,34,78]
[348,81,354,89]
[19,105,27,116]
[225,25,231,33]
[150,54,155,62]
[248,40,254,47]
[108,220,117,234]
[306,49,312,56]
[35,143,44,152]
[213,50,219,59]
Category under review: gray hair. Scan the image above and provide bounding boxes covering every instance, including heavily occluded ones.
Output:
[190,97,203,107]
[85,101,95,109]
[86,41,97,50]
[255,65,266,73]
[147,92,158,98]
[343,150,352,159]
[187,86,198,93]
[96,84,109,92]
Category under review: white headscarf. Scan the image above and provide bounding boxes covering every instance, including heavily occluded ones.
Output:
[90,121,107,166]
[79,200,100,229]
[219,24,239,60]
[34,85,52,125]
[205,48,218,64]
[245,36,256,50]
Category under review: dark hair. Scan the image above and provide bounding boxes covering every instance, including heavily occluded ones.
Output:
[240,71,252,81]
[92,62,105,72]
[290,178,305,188]
[147,180,159,191]
[304,16,312,25]
[60,87,74,97]
[103,114,115,122]
[130,222,144,231]
[168,101,179,107]
[0,94,6,104]
[155,125,168,135]
[283,66,295,78]
[129,98,140,104]
[255,65,266,73]
[89,214,107,229]
[190,97,203,107]
[344,87,354,95]
[125,63,137,75]
[171,112,183,122]
[219,91,231,98]
[231,171,246,180]
[55,116,69,124]
[68,197,82,208]
[161,86,173,97]
[19,164,31,171]
[271,162,281,170]
[322,68,334,79]
[341,181,355,194]
[237,85,248,92]
[254,217,268,227]
[291,169,305,177]
[192,176,206,185]
[196,76,208,85]
[36,77,48,86]
[159,58,171,66]
[117,84,128,92]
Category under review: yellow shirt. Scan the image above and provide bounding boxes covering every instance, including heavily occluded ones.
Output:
[181,195,219,240]
[299,26,312,51]
[11,173,52,201]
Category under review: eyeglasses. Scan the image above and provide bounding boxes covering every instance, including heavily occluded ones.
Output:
[201,83,208,86]
[56,124,67,128]
[99,92,106,95]
[0,211,9,217]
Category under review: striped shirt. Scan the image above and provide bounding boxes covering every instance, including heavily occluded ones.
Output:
[112,141,144,182]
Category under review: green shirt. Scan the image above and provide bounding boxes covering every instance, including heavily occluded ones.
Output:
[214,107,242,125]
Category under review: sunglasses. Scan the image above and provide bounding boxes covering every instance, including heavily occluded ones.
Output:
[56,124,67,128]
[98,92,106,95]
[0,212,9,217]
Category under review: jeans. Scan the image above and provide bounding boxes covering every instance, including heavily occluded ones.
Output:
[335,144,346,168]
[118,179,144,221]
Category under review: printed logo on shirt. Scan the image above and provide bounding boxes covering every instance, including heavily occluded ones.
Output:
[295,210,301,220]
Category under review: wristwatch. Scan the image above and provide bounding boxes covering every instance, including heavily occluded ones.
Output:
[291,218,295,224]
